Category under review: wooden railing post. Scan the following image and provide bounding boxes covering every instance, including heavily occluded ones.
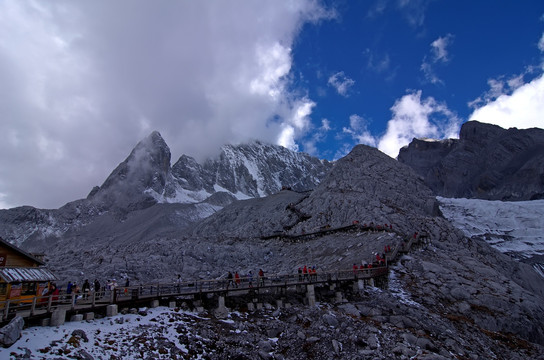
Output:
[30,297,37,316]
[47,295,53,312]
[4,300,10,320]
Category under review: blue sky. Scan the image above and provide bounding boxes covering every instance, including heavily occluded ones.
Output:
[0,0,543,209]
[289,0,544,158]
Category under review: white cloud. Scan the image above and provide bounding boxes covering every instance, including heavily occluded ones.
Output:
[0,0,334,208]
[302,118,332,156]
[420,60,442,85]
[364,48,391,73]
[342,114,378,147]
[469,74,544,130]
[321,118,331,132]
[327,71,355,97]
[377,91,461,158]
[278,99,316,151]
[539,33,544,52]
[421,34,453,85]
[397,0,434,28]
[431,34,453,62]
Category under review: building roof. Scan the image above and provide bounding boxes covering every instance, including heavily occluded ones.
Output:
[0,237,45,266]
[0,267,58,283]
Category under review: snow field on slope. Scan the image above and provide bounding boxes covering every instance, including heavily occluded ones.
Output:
[1,307,203,359]
[437,197,544,257]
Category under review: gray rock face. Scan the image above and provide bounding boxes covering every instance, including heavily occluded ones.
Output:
[90,130,172,212]
[296,144,440,235]
[398,121,544,200]
[195,144,439,239]
[0,134,330,248]
[169,141,332,201]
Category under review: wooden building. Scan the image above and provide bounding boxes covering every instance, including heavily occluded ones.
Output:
[0,237,57,303]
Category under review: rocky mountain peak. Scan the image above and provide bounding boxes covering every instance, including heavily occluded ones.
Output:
[399,121,544,200]
[166,140,333,203]
[87,131,172,212]
[295,144,439,233]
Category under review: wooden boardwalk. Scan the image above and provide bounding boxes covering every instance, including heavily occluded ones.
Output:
[0,231,424,326]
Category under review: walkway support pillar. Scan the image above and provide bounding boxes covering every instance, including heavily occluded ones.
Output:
[214,295,228,319]
[358,279,365,291]
[306,284,316,306]
[106,304,118,317]
[50,308,66,326]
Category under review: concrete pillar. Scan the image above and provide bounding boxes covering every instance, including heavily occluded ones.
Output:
[168,301,176,308]
[214,296,228,319]
[276,299,283,309]
[256,303,263,310]
[50,308,66,326]
[106,304,118,317]
[358,279,365,291]
[369,278,375,287]
[247,303,255,311]
[70,314,84,322]
[84,312,95,321]
[306,284,316,307]
[150,300,159,308]
[335,291,343,303]
[40,318,50,327]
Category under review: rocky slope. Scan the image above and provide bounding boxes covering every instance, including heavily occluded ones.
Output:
[194,144,439,239]
[5,295,544,360]
[398,121,544,201]
[1,133,544,356]
[19,143,543,352]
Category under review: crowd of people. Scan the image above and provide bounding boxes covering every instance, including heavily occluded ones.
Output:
[297,265,318,282]
[225,269,267,289]
[40,278,132,303]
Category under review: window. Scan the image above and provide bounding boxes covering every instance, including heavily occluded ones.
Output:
[22,282,36,296]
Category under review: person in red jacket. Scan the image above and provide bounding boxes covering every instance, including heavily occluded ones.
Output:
[303,265,309,281]
[234,272,240,288]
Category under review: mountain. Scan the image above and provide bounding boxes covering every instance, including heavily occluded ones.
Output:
[398,121,544,201]
[3,140,544,357]
[163,140,332,203]
[0,133,332,249]
[193,144,439,239]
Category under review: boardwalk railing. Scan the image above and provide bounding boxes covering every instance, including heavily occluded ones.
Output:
[0,266,388,322]
[0,232,422,324]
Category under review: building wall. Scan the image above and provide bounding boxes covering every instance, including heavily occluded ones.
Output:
[0,245,38,268]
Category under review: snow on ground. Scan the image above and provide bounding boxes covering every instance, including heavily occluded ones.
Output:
[1,307,204,359]
[437,197,544,259]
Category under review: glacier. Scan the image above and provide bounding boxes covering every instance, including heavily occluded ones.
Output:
[437,197,544,277]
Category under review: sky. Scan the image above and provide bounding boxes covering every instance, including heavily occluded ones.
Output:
[1,0,543,209]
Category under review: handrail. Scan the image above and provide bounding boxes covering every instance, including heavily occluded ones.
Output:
[0,265,389,321]
[0,229,423,323]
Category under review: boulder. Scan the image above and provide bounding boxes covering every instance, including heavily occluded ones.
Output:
[0,316,24,347]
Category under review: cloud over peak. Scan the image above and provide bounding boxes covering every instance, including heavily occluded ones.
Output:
[0,0,333,209]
